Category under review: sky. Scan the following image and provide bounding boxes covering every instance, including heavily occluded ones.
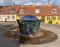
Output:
[0,0,60,6]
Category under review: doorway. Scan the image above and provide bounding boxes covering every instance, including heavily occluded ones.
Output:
[41,16,45,23]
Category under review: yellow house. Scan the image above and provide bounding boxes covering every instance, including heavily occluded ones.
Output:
[0,4,60,24]
[17,5,60,24]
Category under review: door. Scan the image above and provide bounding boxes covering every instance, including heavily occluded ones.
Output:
[41,16,45,23]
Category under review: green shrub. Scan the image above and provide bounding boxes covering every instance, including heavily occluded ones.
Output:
[56,22,58,24]
[48,20,52,24]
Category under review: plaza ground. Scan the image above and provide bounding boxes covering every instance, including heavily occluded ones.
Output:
[0,22,60,47]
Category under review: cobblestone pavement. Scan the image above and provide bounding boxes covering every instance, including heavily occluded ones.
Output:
[0,22,60,47]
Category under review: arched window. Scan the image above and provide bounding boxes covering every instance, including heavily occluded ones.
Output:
[20,8,24,14]
[12,16,15,19]
[51,8,57,13]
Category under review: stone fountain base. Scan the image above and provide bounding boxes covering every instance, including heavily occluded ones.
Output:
[3,28,58,44]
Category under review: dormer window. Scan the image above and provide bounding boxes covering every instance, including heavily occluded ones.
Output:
[35,8,40,13]
[20,8,24,14]
[10,8,15,13]
[51,8,57,13]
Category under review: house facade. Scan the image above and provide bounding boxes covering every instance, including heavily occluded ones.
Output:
[17,5,60,24]
[0,14,16,21]
[0,5,20,21]
[0,5,60,24]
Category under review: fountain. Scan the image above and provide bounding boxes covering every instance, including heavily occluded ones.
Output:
[3,15,58,44]
[17,15,44,43]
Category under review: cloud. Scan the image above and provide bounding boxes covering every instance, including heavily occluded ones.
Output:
[12,0,48,5]
[0,0,60,6]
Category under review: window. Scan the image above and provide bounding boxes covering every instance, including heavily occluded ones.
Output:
[52,16,56,20]
[12,16,15,19]
[58,16,60,20]
[10,8,15,13]
[47,16,50,20]
[8,16,10,19]
[51,8,57,13]
[35,8,40,13]
[20,9,24,14]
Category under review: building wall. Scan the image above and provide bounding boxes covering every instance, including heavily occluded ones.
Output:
[0,14,16,21]
[16,15,60,24]
[37,16,60,24]
[42,16,59,24]
[16,16,23,20]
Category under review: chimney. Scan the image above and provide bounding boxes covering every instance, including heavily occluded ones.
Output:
[48,0,51,7]
[48,2,51,7]
[32,2,35,7]
[21,3,24,7]
[21,4,24,7]
[11,2,15,7]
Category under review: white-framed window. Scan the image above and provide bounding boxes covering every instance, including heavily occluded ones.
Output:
[12,16,15,19]
[52,16,56,20]
[47,16,50,20]
[58,16,60,20]
[20,9,24,14]
[7,16,10,19]
[51,8,57,13]
[35,8,40,13]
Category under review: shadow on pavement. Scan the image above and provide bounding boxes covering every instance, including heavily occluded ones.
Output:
[0,24,21,47]
[3,25,58,45]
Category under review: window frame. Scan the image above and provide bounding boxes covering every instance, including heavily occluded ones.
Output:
[20,8,25,14]
[7,16,10,19]
[58,16,60,20]
[47,16,50,20]
[51,8,57,13]
[52,16,56,20]
[35,8,40,14]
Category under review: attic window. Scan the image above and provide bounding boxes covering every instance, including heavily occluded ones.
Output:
[10,8,15,13]
[35,8,40,13]
[51,8,57,13]
[20,9,24,14]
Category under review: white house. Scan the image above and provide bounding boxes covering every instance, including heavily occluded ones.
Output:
[0,5,20,22]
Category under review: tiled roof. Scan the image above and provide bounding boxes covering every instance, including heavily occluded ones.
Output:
[0,5,60,16]
[18,5,60,16]
[0,5,20,14]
